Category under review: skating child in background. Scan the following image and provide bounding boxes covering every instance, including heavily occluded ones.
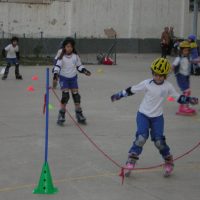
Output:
[2,37,22,80]
[188,34,200,75]
[53,37,91,125]
[172,41,197,115]
[111,58,198,177]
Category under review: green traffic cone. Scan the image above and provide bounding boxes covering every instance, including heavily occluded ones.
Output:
[33,162,58,194]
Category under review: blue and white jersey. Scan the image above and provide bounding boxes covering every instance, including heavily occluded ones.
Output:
[129,79,180,117]
[4,44,19,59]
[54,53,85,78]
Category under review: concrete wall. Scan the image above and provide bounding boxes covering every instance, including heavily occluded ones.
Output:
[0,0,199,39]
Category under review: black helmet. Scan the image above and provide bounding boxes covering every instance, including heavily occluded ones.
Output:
[62,37,75,48]
[11,36,19,42]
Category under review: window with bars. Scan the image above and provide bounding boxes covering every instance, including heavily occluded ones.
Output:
[189,0,200,12]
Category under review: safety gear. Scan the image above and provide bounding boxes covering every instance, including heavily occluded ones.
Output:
[177,95,198,105]
[151,58,171,75]
[164,155,174,177]
[16,74,22,80]
[2,49,6,58]
[188,34,196,41]
[134,135,146,147]
[72,92,81,104]
[2,64,11,80]
[53,73,58,81]
[15,64,22,80]
[154,137,170,157]
[179,41,190,48]
[82,68,91,76]
[176,91,197,115]
[57,109,66,125]
[75,108,86,124]
[124,153,138,177]
[61,91,70,104]
[111,90,128,102]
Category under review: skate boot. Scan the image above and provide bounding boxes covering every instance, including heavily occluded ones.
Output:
[15,64,23,80]
[164,155,174,177]
[185,104,197,114]
[75,108,86,124]
[2,65,10,80]
[15,74,23,80]
[124,153,138,177]
[2,74,8,80]
[176,104,196,116]
[57,109,66,125]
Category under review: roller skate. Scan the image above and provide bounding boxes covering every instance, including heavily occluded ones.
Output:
[163,155,174,177]
[124,153,138,177]
[75,108,86,124]
[176,104,196,116]
[2,66,9,80]
[2,74,8,80]
[15,74,23,80]
[57,109,66,126]
[15,65,23,80]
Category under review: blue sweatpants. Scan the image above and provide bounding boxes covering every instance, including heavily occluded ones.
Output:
[129,112,171,159]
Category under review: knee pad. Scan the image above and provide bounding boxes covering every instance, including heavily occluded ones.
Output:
[154,137,166,151]
[61,91,70,104]
[72,92,81,104]
[134,135,146,147]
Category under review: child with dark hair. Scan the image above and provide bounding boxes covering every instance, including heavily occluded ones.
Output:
[53,37,91,125]
[2,37,22,80]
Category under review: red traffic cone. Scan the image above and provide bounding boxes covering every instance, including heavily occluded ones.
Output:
[27,85,35,92]
[32,75,39,81]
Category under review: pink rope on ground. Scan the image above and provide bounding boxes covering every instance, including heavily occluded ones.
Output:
[50,88,200,184]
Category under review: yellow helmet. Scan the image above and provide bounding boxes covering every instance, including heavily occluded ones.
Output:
[179,41,190,48]
[151,58,171,75]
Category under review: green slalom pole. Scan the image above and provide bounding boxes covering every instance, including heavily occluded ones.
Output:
[33,68,58,194]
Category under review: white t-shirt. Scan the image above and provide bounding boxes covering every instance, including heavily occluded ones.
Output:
[130,79,180,117]
[54,53,85,78]
[5,44,19,59]
[172,56,190,76]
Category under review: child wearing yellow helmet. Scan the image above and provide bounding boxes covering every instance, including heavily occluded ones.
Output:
[172,40,197,115]
[111,57,198,177]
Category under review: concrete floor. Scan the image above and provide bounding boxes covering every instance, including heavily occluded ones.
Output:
[0,54,199,200]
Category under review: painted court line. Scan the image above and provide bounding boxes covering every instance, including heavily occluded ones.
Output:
[0,163,199,193]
